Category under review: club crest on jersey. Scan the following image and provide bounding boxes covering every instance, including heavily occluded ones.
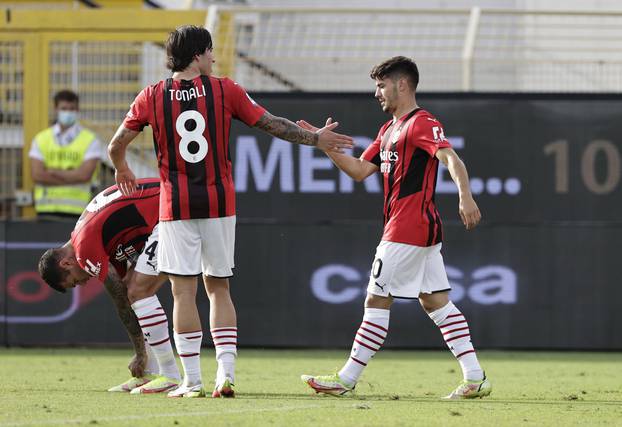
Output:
[84,259,102,277]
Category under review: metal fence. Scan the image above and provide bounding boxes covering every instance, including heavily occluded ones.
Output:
[211,7,622,92]
[0,9,217,219]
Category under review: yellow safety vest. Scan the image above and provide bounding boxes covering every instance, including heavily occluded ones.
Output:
[33,127,99,215]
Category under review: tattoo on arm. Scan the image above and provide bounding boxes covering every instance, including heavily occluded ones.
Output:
[103,274,146,357]
[254,112,318,146]
[111,127,136,145]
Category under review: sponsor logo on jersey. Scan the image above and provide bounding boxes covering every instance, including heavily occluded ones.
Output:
[114,245,125,262]
[379,149,399,174]
[114,244,137,262]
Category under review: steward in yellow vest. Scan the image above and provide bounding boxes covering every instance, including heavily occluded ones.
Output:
[29,90,102,218]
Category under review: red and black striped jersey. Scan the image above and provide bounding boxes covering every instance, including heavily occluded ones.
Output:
[70,178,160,281]
[362,109,452,247]
[123,76,266,221]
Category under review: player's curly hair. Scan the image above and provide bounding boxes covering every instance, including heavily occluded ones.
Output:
[38,248,68,294]
[370,56,419,90]
[166,25,213,72]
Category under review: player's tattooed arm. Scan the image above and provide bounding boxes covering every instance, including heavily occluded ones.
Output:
[108,126,140,162]
[255,112,354,153]
[254,112,318,146]
[103,269,147,377]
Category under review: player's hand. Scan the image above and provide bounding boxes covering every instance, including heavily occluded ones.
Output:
[297,118,354,154]
[296,119,320,133]
[115,167,137,196]
[459,196,481,230]
[128,353,146,378]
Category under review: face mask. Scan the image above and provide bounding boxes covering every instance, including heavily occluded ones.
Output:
[57,110,78,127]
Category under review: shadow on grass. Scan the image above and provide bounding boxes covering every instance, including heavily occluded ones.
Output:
[238,392,622,406]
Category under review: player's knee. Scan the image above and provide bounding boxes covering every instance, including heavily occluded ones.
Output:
[419,291,450,313]
[364,292,393,309]
[171,280,198,301]
[203,276,230,297]
[126,284,141,304]
[127,276,157,304]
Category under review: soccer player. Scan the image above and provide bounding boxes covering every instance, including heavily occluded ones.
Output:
[299,56,492,399]
[108,25,353,398]
[38,178,181,394]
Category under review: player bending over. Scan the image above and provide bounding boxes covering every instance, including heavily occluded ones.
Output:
[38,178,181,394]
[299,56,492,400]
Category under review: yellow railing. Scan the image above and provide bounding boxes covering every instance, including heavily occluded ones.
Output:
[0,8,235,218]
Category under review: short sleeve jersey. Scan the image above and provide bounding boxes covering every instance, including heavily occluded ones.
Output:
[123,76,266,221]
[362,108,452,247]
[70,178,160,281]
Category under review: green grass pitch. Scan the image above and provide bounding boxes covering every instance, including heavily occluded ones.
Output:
[0,348,620,426]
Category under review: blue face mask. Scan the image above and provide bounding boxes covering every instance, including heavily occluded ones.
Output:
[57,110,78,127]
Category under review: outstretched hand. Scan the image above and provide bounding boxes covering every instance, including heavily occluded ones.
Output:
[297,118,353,153]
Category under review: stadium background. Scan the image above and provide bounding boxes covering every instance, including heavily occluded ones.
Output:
[0,0,620,351]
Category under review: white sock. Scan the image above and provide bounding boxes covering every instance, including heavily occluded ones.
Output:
[132,296,180,380]
[144,338,159,375]
[174,330,203,386]
[428,301,483,381]
[211,327,237,384]
[338,308,390,387]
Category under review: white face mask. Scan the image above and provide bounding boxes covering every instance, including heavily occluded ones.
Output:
[57,110,78,127]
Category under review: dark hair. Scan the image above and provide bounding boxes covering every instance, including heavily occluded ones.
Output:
[38,248,68,293]
[53,90,79,107]
[370,56,419,90]
[166,25,213,72]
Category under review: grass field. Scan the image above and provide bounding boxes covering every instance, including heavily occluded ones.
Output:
[0,349,620,426]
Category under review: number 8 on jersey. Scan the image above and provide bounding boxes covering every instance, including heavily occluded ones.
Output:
[176,110,208,163]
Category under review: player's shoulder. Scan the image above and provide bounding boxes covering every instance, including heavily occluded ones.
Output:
[410,109,444,131]
[214,76,244,92]
[71,219,101,254]
[379,118,393,132]
[415,109,442,123]
[140,80,167,98]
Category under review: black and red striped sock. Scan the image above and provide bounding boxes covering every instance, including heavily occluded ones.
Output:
[132,296,180,380]
[428,301,483,381]
[174,330,203,386]
[211,327,237,384]
[338,308,390,386]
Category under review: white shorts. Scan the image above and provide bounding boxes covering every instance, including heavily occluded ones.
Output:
[367,241,451,299]
[157,216,235,277]
[134,224,159,277]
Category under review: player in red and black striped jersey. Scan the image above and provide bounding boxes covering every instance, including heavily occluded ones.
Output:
[71,178,160,282]
[107,25,353,398]
[361,108,453,247]
[38,178,181,394]
[300,57,492,400]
